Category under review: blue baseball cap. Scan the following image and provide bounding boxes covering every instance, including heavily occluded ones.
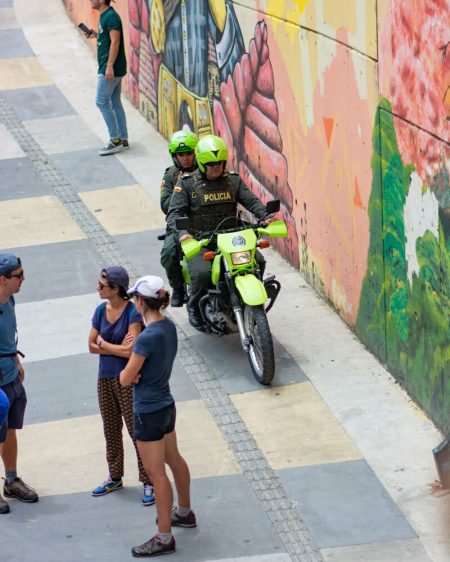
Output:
[101,266,129,291]
[0,254,21,276]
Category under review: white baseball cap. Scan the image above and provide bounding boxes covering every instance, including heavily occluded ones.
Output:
[127,275,165,298]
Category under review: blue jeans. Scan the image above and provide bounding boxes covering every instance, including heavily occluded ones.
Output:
[95,74,128,141]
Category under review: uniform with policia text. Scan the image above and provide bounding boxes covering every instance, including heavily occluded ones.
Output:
[167,170,267,235]
[166,169,267,312]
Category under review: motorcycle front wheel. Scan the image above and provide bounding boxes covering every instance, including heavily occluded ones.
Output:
[243,304,275,385]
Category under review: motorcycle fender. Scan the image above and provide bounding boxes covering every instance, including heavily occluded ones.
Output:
[211,255,221,285]
[235,274,267,306]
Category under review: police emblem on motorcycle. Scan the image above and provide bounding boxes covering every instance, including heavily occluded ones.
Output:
[232,235,246,247]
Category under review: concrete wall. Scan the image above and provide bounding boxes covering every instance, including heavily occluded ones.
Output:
[63,0,450,433]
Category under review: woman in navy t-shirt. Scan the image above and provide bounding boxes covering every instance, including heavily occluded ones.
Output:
[88,266,154,506]
[120,275,196,558]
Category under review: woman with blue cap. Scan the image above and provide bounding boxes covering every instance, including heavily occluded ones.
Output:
[88,266,154,506]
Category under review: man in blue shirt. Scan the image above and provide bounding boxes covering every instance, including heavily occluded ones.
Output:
[0,254,38,514]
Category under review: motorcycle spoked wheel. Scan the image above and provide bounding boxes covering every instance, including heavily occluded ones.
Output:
[243,304,275,385]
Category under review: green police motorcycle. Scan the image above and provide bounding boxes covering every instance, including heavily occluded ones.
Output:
[176,200,287,385]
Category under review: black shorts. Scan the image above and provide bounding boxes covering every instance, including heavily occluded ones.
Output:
[0,376,27,443]
[134,402,176,442]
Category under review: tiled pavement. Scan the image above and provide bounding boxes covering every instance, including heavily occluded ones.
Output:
[0,1,446,561]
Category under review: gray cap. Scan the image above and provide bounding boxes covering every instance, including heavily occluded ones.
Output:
[0,254,21,276]
[101,266,129,290]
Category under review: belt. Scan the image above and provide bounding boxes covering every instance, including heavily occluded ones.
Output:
[0,351,24,358]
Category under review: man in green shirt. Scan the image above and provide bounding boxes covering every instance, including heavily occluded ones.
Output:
[85,0,128,155]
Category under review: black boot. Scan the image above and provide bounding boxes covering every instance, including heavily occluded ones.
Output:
[171,287,186,307]
[187,307,205,329]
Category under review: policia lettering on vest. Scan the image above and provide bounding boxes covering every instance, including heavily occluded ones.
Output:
[166,135,272,330]
[203,191,233,203]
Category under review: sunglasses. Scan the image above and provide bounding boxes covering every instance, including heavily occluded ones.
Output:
[5,270,24,280]
[205,162,224,167]
[97,281,109,289]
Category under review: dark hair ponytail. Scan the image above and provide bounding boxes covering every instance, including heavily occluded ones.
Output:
[117,285,130,300]
[140,289,170,311]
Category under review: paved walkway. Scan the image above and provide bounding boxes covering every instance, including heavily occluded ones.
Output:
[0,1,448,561]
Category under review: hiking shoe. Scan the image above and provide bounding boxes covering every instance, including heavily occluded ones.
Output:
[142,484,155,506]
[92,476,123,496]
[132,535,175,557]
[0,493,10,514]
[98,139,123,156]
[3,478,38,503]
[170,506,197,528]
[121,139,130,150]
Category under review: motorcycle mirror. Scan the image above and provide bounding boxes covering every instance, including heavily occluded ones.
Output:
[175,217,191,231]
[265,200,280,214]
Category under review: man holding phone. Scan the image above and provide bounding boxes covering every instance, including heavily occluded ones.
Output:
[83,0,129,155]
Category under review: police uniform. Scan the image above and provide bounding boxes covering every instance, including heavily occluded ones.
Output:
[167,170,267,317]
[160,164,196,292]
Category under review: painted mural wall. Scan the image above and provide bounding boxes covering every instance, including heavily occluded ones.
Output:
[63,0,450,432]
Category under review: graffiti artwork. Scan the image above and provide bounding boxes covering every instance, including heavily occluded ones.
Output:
[127,0,299,266]
[62,0,449,431]
[358,0,450,431]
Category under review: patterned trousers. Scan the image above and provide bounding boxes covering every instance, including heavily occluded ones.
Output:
[97,377,149,484]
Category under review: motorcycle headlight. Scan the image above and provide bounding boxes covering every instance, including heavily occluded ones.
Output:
[231,251,251,265]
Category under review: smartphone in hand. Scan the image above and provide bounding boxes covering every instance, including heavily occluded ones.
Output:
[78,23,92,36]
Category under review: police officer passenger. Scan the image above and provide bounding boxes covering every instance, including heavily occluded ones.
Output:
[160,130,198,307]
[166,135,270,329]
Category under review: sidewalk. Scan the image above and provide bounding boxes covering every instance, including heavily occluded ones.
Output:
[0,0,448,561]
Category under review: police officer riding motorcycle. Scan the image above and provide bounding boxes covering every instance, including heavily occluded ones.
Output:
[166,135,274,329]
[160,130,198,307]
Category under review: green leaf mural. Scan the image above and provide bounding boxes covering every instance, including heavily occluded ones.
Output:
[357,99,450,433]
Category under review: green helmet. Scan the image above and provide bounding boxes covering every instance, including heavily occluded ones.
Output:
[195,135,228,173]
[168,130,198,165]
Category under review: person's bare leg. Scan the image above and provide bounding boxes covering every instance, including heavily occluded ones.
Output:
[137,439,173,533]
[164,430,191,508]
[1,429,17,472]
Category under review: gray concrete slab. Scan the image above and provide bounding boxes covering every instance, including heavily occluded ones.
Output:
[278,460,416,549]
[1,474,287,562]
[114,230,167,279]
[23,350,199,425]
[4,240,102,303]
[2,85,76,121]
[24,353,98,424]
[0,157,50,200]
[52,148,137,191]
[0,28,33,58]
[171,356,202,402]
[0,6,18,30]
[321,538,433,562]
[189,331,308,394]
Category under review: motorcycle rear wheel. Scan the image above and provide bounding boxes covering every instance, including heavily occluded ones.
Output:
[243,304,275,385]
